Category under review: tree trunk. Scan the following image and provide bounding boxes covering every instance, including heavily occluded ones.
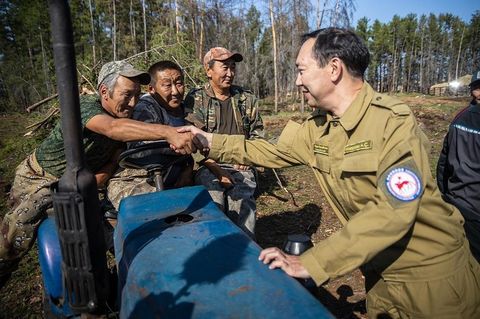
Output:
[332,0,340,27]
[112,0,117,61]
[88,0,96,66]
[316,0,327,29]
[269,0,278,114]
[455,25,465,80]
[419,27,424,93]
[39,31,51,95]
[142,0,147,61]
[175,0,180,42]
[199,0,205,61]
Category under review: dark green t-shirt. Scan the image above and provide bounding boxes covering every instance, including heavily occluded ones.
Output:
[36,94,123,177]
[217,98,242,135]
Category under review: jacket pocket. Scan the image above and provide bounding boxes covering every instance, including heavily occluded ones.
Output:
[341,152,378,173]
[311,154,330,173]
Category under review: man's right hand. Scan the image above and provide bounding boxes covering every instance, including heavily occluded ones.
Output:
[165,127,195,155]
[177,125,212,155]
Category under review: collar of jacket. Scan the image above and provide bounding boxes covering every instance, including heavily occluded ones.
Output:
[307,82,373,132]
[202,82,244,101]
[470,102,480,113]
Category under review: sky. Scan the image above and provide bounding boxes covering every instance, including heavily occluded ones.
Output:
[353,0,478,24]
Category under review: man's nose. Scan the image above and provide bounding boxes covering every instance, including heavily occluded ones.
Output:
[128,95,137,107]
[171,84,179,95]
[295,73,302,87]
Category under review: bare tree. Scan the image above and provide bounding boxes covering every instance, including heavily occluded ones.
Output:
[455,25,465,80]
[269,0,279,113]
[113,0,117,60]
[142,0,147,60]
[88,0,97,66]
[316,0,328,29]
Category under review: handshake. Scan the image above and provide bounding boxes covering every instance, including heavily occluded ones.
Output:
[167,125,213,155]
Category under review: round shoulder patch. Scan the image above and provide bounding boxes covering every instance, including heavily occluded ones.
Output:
[385,167,422,201]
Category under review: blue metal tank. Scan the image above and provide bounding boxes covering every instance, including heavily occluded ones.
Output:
[115,185,333,318]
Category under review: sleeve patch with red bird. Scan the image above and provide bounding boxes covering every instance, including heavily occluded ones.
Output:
[383,166,422,202]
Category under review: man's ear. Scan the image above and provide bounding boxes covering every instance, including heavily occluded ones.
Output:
[99,84,109,100]
[329,57,343,82]
[148,84,155,94]
[206,68,213,79]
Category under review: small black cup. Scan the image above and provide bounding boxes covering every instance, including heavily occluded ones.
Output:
[283,234,313,256]
[283,234,316,294]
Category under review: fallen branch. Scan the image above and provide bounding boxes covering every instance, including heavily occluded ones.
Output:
[272,168,298,207]
[26,93,59,113]
[24,105,59,136]
[77,68,97,94]
[169,54,198,87]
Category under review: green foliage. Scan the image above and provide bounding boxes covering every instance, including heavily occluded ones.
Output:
[0,1,478,112]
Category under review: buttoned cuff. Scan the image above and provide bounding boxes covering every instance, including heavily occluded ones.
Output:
[300,250,330,286]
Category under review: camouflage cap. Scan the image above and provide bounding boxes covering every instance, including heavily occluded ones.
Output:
[97,60,150,89]
[470,70,480,88]
[203,47,243,69]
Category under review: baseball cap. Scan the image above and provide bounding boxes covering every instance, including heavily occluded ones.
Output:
[470,70,480,88]
[203,47,243,68]
[97,60,150,89]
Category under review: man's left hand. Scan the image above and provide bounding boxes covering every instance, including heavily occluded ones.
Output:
[258,247,311,279]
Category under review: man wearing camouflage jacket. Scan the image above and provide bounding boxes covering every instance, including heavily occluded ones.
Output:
[184,47,263,239]
[0,61,194,287]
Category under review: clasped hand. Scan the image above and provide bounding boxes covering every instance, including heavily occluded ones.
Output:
[171,125,212,155]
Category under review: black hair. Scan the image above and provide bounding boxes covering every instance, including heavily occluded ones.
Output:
[148,60,183,85]
[302,28,370,79]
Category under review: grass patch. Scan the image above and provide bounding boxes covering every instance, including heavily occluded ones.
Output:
[0,112,52,216]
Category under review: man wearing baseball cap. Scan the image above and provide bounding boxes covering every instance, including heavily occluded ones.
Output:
[184,47,264,239]
[437,69,480,262]
[0,60,195,287]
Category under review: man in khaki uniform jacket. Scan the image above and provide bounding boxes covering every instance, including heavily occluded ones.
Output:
[181,28,480,318]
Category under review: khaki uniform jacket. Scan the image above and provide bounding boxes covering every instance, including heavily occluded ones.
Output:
[209,83,467,285]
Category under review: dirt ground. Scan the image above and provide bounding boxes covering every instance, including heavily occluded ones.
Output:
[0,94,471,318]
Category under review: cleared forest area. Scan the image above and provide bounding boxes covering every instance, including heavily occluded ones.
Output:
[0,94,470,318]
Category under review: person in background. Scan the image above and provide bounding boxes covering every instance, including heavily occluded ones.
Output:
[437,70,480,262]
[182,28,480,318]
[107,60,194,209]
[0,60,195,288]
[184,47,264,239]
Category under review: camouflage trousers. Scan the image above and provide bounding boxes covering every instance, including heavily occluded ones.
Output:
[194,164,257,239]
[0,153,57,276]
[107,168,157,210]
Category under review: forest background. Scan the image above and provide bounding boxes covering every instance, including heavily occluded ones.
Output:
[0,1,479,317]
[0,0,479,113]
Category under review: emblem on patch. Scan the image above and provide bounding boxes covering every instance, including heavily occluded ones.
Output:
[385,167,421,201]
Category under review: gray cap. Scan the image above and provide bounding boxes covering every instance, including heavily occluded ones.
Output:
[470,70,480,88]
[97,60,150,89]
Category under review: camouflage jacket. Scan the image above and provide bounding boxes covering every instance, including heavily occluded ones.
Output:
[184,83,264,139]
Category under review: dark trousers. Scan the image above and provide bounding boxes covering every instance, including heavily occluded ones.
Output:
[464,219,480,263]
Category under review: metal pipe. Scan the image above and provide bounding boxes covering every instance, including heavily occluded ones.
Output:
[48,0,108,314]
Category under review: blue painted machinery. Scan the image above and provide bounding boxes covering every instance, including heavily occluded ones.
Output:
[115,186,332,318]
[39,186,333,318]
